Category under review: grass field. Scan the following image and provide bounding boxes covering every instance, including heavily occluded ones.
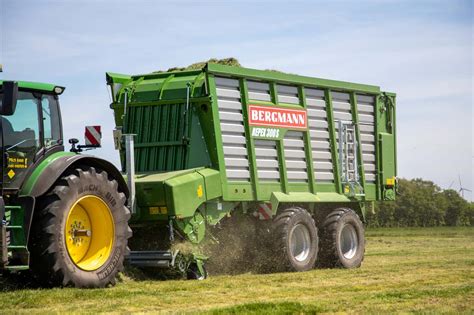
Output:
[0,227,472,314]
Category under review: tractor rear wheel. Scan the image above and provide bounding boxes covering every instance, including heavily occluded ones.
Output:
[29,166,132,288]
[271,207,318,272]
[318,208,365,268]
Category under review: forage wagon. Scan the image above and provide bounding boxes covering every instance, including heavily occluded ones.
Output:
[106,63,397,277]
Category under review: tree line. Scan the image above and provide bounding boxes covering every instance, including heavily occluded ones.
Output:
[366,178,474,227]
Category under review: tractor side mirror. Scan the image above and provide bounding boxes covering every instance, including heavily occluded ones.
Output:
[1,81,18,116]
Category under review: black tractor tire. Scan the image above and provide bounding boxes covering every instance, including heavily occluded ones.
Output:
[271,207,318,272]
[318,208,365,268]
[29,166,132,288]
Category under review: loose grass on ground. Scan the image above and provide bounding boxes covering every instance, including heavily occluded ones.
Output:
[0,227,472,314]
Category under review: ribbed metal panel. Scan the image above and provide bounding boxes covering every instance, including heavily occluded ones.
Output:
[255,139,280,181]
[247,80,271,102]
[126,103,186,172]
[215,76,250,182]
[306,88,334,182]
[357,94,376,182]
[277,84,300,105]
[284,131,308,182]
[332,92,352,122]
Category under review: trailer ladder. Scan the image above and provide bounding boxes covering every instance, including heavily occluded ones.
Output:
[337,121,364,197]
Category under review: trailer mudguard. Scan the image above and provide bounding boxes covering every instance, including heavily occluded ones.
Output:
[20,152,129,198]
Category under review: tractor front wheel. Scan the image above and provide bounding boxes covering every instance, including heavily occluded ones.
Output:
[29,166,132,288]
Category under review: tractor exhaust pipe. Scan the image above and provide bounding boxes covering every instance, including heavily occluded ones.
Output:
[124,134,136,213]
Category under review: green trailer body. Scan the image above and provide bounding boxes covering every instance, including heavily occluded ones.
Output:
[107,63,396,229]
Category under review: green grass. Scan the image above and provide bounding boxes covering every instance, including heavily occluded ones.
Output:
[0,227,473,314]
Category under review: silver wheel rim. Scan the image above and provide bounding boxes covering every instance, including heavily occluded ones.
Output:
[340,223,358,259]
[289,223,311,262]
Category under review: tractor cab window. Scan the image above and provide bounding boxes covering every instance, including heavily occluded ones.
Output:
[41,94,62,148]
[2,91,41,188]
[3,92,41,150]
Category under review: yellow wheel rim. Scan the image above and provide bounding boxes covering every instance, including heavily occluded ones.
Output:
[65,195,115,271]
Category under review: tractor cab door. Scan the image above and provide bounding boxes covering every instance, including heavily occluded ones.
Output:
[2,91,43,190]
[2,91,62,191]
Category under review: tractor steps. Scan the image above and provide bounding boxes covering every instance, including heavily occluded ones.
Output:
[1,205,30,270]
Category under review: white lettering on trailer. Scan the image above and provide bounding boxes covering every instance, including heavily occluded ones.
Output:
[248,105,307,130]
[252,128,279,138]
[251,110,259,121]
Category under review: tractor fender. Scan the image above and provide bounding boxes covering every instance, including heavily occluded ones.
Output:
[24,153,129,198]
[18,153,128,250]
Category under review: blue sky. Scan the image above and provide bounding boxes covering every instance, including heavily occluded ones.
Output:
[1,0,473,199]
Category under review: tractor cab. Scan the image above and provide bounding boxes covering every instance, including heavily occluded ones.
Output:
[0,81,65,191]
[0,81,129,285]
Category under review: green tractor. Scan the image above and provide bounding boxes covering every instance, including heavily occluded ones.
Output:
[0,80,131,287]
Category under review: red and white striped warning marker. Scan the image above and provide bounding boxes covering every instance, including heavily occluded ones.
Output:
[85,126,102,146]
[254,203,273,220]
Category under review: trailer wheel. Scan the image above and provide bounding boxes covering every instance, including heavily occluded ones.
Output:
[272,207,318,272]
[29,167,132,288]
[318,208,365,268]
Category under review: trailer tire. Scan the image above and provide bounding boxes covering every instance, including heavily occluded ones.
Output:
[318,208,365,268]
[272,207,318,272]
[29,166,132,288]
